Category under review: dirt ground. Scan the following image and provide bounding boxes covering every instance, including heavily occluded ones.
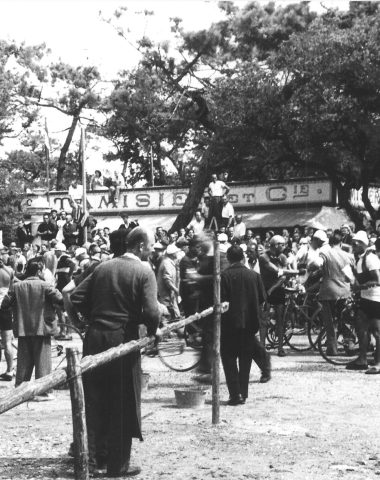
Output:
[0,347,379,480]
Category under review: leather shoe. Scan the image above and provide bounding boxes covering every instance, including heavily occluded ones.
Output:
[260,372,271,383]
[345,361,368,371]
[227,395,244,406]
[107,463,142,477]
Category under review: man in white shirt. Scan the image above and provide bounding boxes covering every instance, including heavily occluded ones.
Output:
[221,195,234,228]
[347,231,380,373]
[233,215,246,240]
[68,180,83,203]
[207,173,229,228]
[187,210,205,235]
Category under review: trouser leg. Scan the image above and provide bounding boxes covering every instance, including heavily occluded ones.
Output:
[221,333,240,399]
[198,316,213,374]
[370,319,380,366]
[320,300,337,352]
[106,354,137,476]
[252,335,271,373]
[83,333,108,468]
[1,330,14,373]
[34,337,52,379]
[238,353,252,399]
[357,309,369,364]
[276,304,285,350]
[15,337,34,386]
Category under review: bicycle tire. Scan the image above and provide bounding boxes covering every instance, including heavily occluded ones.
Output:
[317,326,359,366]
[307,312,323,350]
[157,330,201,372]
[284,304,313,352]
[265,309,293,349]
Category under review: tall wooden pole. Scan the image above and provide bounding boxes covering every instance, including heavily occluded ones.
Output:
[212,240,221,424]
[150,145,155,187]
[45,118,51,206]
[66,347,89,480]
[81,128,88,244]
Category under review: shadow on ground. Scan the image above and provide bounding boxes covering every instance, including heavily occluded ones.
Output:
[0,457,74,479]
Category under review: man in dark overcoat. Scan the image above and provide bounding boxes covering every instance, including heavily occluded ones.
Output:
[71,227,159,477]
[221,245,267,405]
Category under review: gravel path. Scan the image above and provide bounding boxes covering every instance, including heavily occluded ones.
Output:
[0,348,379,479]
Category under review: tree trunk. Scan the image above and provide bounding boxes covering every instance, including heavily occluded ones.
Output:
[169,144,214,233]
[56,114,80,190]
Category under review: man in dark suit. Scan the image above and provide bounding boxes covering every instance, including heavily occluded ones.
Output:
[62,213,79,249]
[221,245,267,405]
[71,227,159,477]
[16,219,33,249]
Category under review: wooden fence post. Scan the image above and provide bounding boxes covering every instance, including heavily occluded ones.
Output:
[212,240,221,424]
[66,347,89,480]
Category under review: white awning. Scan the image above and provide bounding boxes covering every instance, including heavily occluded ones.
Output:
[95,214,176,232]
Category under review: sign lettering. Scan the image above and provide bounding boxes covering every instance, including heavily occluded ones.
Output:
[136,193,150,208]
[266,186,287,202]
[24,180,333,213]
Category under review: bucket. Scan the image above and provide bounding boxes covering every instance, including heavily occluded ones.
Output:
[174,387,209,409]
[141,372,150,391]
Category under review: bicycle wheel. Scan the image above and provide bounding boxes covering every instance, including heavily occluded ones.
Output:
[284,304,313,351]
[266,309,293,349]
[317,326,359,366]
[307,312,323,350]
[52,323,84,371]
[157,330,201,372]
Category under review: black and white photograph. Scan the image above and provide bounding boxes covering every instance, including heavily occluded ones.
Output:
[0,0,379,478]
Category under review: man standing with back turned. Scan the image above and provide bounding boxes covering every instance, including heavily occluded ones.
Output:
[71,227,159,477]
[221,245,267,405]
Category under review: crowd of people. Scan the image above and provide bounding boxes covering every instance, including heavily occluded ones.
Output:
[1,172,380,476]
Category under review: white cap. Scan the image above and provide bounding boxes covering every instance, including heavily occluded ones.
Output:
[166,243,180,255]
[218,233,228,242]
[153,242,165,250]
[352,230,369,246]
[313,230,328,243]
[55,242,67,252]
[75,247,87,258]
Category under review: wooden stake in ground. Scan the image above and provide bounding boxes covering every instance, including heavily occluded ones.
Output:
[66,347,89,480]
[212,240,221,424]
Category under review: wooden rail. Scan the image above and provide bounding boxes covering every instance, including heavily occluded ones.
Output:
[0,303,229,415]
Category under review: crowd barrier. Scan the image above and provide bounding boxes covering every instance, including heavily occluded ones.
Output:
[0,300,229,480]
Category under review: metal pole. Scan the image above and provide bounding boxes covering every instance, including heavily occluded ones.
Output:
[81,128,87,244]
[212,240,221,424]
[66,347,89,480]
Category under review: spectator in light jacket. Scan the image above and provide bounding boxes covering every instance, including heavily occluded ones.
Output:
[157,243,181,320]
[0,261,62,398]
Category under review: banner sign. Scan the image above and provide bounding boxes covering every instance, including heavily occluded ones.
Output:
[24,179,333,213]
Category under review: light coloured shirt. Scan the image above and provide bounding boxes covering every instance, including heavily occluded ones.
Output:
[221,202,234,220]
[233,222,246,239]
[68,184,83,201]
[209,180,227,197]
[357,251,380,302]
[188,218,205,235]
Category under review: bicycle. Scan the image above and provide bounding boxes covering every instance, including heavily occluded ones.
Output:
[317,296,359,366]
[146,320,203,372]
[283,289,323,352]
[264,279,323,351]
